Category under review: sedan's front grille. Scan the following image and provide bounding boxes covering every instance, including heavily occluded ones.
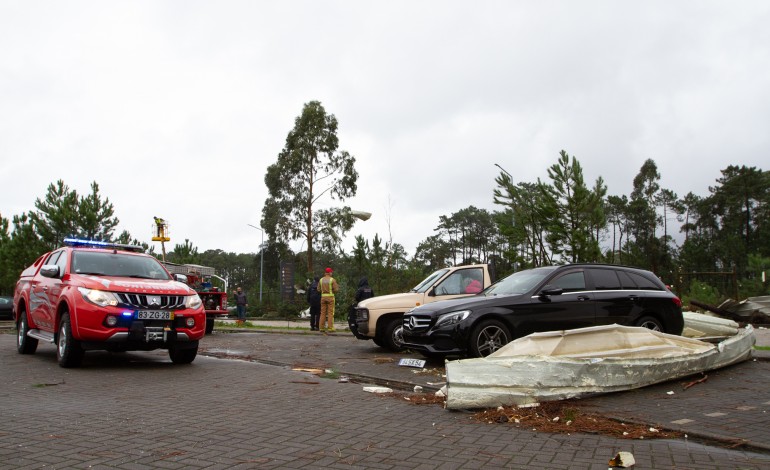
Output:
[403,314,433,333]
[116,293,186,310]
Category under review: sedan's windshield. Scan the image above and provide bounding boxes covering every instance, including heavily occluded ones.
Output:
[410,269,449,293]
[72,251,171,280]
[484,267,557,296]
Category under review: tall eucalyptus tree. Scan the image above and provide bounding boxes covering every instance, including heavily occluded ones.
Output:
[262,101,359,275]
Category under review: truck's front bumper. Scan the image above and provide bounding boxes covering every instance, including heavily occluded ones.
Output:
[81,324,198,351]
[352,307,370,340]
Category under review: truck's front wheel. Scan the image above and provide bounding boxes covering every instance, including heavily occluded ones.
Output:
[379,317,405,352]
[57,313,84,368]
[169,345,198,364]
[17,309,38,355]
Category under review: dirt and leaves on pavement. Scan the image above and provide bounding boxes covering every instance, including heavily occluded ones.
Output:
[379,391,683,440]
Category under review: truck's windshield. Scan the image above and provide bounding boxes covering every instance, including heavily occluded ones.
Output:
[72,252,171,280]
[410,269,449,293]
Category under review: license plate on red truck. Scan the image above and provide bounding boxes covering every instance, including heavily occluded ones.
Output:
[137,310,174,320]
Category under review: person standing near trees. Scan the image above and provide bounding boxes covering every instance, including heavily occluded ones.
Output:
[354,277,375,303]
[318,267,339,333]
[349,277,374,333]
[233,287,248,326]
[306,276,321,331]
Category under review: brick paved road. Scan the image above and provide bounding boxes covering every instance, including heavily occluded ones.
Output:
[204,329,770,453]
[2,332,769,469]
[582,359,770,452]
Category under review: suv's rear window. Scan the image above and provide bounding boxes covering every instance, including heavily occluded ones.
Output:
[625,271,663,290]
[617,271,639,289]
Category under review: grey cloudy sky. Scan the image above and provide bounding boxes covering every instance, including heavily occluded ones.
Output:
[2,1,769,257]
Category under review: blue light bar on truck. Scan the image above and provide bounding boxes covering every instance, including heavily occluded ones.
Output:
[63,238,145,253]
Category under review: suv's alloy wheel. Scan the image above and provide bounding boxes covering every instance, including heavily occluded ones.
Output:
[470,319,511,357]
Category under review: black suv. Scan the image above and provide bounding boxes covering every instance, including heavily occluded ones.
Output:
[402,264,683,358]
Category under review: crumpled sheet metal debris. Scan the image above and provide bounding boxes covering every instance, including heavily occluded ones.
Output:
[445,323,755,409]
[720,295,770,321]
[493,323,716,359]
[682,311,739,338]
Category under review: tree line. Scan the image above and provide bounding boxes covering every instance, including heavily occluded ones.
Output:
[3,156,767,308]
[2,101,768,312]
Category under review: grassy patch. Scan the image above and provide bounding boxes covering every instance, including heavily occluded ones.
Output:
[257,325,311,331]
[754,345,770,351]
[214,321,309,331]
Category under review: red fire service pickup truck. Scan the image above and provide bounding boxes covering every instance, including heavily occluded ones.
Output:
[13,238,206,367]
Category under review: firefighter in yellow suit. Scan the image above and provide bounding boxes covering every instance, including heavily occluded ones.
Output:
[318,267,339,332]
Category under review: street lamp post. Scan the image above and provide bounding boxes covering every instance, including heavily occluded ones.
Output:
[246,224,264,303]
[494,163,513,178]
[350,210,372,221]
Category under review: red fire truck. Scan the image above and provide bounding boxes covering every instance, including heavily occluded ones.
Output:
[162,262,227,334]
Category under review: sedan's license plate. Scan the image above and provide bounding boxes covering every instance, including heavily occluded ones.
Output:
[398,358,426,368]
[137,310,174,320]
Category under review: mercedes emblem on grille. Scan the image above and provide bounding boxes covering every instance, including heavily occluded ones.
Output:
[407,316,418,330]
[149,295,161,306]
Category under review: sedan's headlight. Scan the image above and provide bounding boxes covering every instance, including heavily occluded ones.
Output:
[435,310,471,328]
[185,294,203,310]
[78,287,119,307]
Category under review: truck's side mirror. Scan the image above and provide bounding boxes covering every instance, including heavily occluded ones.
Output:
[40,265,60,278]
[174,274,189,284]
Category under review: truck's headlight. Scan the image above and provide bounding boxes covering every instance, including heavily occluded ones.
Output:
[78,287,119,307]
[185,294,202,310]
[435,310,471,328]
[357,308,369,320]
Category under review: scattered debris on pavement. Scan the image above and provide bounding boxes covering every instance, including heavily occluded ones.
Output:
[411,367,444,377]
[378,392,683,440]
[472,401,682,440]
[291,367,325,374]
[379,391,446,405]
[608,451,636,468]
[683,373,708,390]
